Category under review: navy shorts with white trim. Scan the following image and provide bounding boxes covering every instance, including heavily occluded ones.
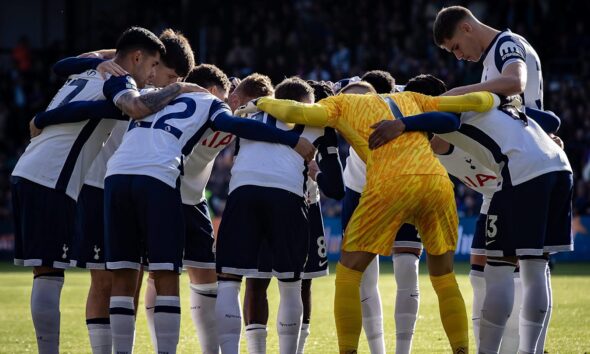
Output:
[11,176,76,269]
[104,175,185,273]
[485,171,573,257]
[183,200,216,269]
[71,184,106,269]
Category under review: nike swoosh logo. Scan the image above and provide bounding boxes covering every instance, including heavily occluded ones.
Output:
[486,240,494,246]
[361,297,370,303]
[319,260,328,267]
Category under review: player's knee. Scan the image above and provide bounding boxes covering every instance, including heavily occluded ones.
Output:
[426,251,454,276]
[90,270,112,296]
[340,250,376,271]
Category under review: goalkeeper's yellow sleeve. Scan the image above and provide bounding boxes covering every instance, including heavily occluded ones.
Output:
[414,91,500,113]
[434,92,499,112]
[256,97,331,127]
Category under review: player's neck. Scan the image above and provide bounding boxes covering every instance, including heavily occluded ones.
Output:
[113,55,133,74]
[479,24,501,51]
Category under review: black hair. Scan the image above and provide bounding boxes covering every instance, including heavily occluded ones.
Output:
[404,74,448,96]
[115,26,166,57]
[433,6,474,46]
[361,70,396,94]
[307,80,334,101]
[185,63,230,92]
[159,29,195,78]
[275,77,314,102]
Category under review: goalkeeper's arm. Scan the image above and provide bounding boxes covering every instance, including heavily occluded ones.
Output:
[416,91,501,113]
[255,97,332,127]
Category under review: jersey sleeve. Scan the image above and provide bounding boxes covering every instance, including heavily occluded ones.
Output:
[315,128,345,200]
[34,100,125,128]
[103,75,138,106]
[53,57,105,77]
[256,96,333,127]
[494,35,526,73]
[210,99,300,148]
[410,91,498,113]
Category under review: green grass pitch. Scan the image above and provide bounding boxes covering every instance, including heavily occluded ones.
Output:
[1,262,589,353]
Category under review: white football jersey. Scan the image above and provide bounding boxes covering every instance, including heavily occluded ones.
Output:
[436,145,498,214]
[12,70,134,200]
[229,111,323,197]
[180,130,234,205]
[342,147,366,193]
[481,30,543,109]
[83,121,128,189]
[106,92,229,188]
[438,109,571,188]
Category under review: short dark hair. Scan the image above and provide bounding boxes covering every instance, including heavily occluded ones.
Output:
[307,80,334,101]
[361,70,396,94]
[275,77,314,102]
[236,73,274,99]
[185,64,230,92]
[404,74,447,96]
[159,29,195,78]
[433,6,474,46]
[116,26,166,57]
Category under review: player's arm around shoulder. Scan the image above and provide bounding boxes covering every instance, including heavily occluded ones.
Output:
[412,91,501,113]
[254,96,334,127]
[110,80,206,120]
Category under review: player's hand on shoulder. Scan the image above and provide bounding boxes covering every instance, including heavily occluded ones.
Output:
[549,133,565,150]
[97,60,128,79]
[294,137,316,163]
[29,116,42,138]
[234,99,260,117]
[368,119,405,150]
[179,82,209,94]
[307,160,320,181]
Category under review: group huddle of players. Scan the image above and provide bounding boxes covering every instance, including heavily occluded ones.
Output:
[11,5,573,354]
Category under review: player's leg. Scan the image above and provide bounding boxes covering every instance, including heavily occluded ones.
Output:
[341,187,385,353]
[535,265,552,354]
[183,201,219,354]
[244,277,271,354]
[12,177,75,354]
[416,175,467,354]
[73,184,112,354]
[391,225,421,354]
[266,188,309,354]
[140,176,185,354]
[144,271,158,351]
[499,268,522,354]
[469,214,487,351]
[104,175,142,353]
[298,202,329,354]
[215,186,265,354]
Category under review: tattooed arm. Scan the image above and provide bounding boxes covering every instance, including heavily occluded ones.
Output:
[114,82,206,120]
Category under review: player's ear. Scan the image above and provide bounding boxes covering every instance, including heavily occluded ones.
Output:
[132,50,143,64]
[460,21,472,34]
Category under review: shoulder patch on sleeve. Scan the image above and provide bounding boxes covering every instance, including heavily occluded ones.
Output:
[494,35,526,73]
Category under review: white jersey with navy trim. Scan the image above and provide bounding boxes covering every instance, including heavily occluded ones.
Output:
[436,145,498,214]
[342,147,366,193]
[180,130,234,205]
[229,111,323,197]
[481,30,543,109]
[106,92,229,189]
[438,109,571,188]
[11,70,135,200]
[83,121,128,189]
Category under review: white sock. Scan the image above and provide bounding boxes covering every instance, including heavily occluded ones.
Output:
[277,280,303,354]
[499,273,522,354]
[31,274,64,354]
[245,324,267,354]
[110,296,135,353]
[87,318,111,354]
[360,258,385,354]
[393,253,420,354]
[296,323,310,354]
[145,277,158,352]
[216,280,242,354]
[479,262,516,354]
[154,296,181,354]
[190,282,219,354]
[469,267,485,351]
[519,259,549,354]
[536,266,552,354]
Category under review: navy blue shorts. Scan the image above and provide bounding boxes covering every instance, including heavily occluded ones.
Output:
[72,184,106,269]
[485,171,573,257]
[11,177,76,269]
[183,200,216,269]
[104,175,185,273]
[216,185,309,279]
[341,187,421,249]
[255,202,328,279]
[471,213,487,256]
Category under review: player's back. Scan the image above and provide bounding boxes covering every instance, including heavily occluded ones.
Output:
[12,69,118,200]
[321,92,448,184]
[230,111,323,197]
[106,92,227,189]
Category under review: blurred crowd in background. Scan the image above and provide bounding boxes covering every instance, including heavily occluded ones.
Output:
[0,0,589,225]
